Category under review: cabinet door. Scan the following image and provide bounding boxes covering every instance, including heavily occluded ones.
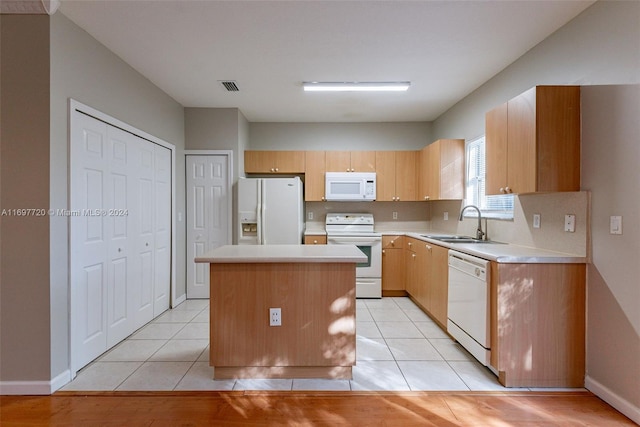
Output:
[507,87,537,194]
[438,140,464,200]
[325,151,352,172]
[350,151,376,172]
[382,236,404,292]
[405,239,419,297]
[244,151,275,173]
[375,151,396,201]
[275,151,305,173]
[428,244,449,326]
[395,151,417,201]
[426,142,441,200]
[417,145,430,201]
[415,242,431,310]
[485,103,509,195]
[304,151,326,201]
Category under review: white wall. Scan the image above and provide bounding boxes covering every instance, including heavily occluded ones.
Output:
[582,85,640,422]
[249,122,432,151]
[49,12,186,382]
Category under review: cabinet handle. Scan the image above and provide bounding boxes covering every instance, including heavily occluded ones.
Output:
[408,242,412,247]
[382,249,386,254]
[313,240,318,244]
[118,248,122,252]
[321,197,326,201]
[145,242,149,247]
[275,168,279,172]
[424,196,430,200]
[351,168,355,172]
[505,186,511,193]
[412,253,416,258]
[425,245,431,251]
[396,197,400,201]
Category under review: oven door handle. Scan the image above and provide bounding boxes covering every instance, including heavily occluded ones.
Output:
[327,236,381,245]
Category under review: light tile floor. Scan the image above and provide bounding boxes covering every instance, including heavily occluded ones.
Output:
[61,297,579,392]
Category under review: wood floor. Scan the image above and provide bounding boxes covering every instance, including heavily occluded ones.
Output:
[0,390,635,426]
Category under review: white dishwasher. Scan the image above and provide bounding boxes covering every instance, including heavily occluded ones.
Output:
[447,250,491,366]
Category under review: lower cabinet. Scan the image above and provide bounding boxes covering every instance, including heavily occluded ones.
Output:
[490,262,586,387]
[402,236,448,327]
[382,235,405,296]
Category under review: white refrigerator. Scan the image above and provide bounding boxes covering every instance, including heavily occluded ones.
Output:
[238,177,304,245]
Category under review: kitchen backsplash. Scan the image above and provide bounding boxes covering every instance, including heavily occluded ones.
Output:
[429,191,589,257]
[306,191,589,257]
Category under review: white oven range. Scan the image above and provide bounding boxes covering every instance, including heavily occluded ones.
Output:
[326,213,382,298]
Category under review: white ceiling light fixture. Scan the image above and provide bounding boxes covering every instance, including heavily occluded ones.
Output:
[303,81,411,92]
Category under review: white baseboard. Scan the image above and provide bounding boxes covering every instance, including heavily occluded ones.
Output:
[0,370,71,395]
[585,375,640,425]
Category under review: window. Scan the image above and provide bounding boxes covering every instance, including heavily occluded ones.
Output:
[465,136,514,219]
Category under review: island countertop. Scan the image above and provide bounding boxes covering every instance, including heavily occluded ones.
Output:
[195,244,367,264]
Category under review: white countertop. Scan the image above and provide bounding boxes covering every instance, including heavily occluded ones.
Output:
[195,244,368,264]
[404,232,588,264]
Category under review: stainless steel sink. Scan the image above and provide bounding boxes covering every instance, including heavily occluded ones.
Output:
[420,235,504,244]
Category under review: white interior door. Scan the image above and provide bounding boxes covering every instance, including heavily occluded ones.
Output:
[105,126,136,347]
[186,154,230,298]
[134,139,155,328]
[153,144,171,315]
[71,106,175,374]
[70,113,110,370]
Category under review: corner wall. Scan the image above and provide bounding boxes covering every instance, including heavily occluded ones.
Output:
[0,14,52,386]
[581,85,640,423]
[47,12,185,386]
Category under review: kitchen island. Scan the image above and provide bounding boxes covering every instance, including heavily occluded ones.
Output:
[195,244,366,380]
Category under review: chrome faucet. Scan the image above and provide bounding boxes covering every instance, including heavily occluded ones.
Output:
[459,205,485,241]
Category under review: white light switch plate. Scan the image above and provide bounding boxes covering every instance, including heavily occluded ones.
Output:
[610,216,623,235]
[533,214,541,229]
[564,214,576,232]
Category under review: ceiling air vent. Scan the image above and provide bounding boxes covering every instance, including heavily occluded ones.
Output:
[219,81,239,92]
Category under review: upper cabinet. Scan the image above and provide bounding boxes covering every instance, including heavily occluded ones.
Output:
[304,151,326,201]
[326,151,376,172]
[485,86,581,195]
[375,151,418,201]
[244,150,305,174]
[418,139,465,201]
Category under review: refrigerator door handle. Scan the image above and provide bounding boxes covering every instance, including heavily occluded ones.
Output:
[256,180,263,245]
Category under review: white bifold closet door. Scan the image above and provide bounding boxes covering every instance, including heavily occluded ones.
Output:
[70,111,171,373]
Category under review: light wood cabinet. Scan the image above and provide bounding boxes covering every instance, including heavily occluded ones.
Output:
[485,85,581,195]
[382,235,405,295]
[417,139,465,201]
[490,262,586,387]
[326,151,376,172]
[244,150,305,173]
[375,151,418,201]
[403,237,449,327]
[428,244,449,327]
[304,151,326,201]
[303,234,327,245]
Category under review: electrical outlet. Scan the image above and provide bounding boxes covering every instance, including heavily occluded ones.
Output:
[444,212,449,221]
[564,214,576,233]
[533,214,541,229]
[269,308,281,326]
[307,211,313,220]
[392,211,398,220]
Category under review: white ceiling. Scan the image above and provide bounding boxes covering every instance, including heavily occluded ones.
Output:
[59,0,595,123]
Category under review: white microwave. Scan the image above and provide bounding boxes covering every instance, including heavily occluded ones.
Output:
[325,172,376,201]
